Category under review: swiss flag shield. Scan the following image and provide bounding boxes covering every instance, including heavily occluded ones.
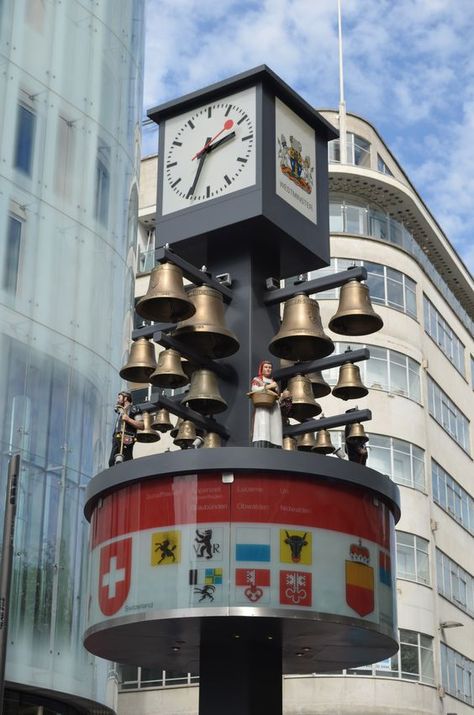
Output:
[98,538,132,616]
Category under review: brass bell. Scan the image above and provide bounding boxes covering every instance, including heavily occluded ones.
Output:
[287,375,321,421]
[174,420,197,449]
[173,285,239,359]
[149,348,189,388]
[332,361,368,401]
[203,432,222,448]
[283,436,297,451]
[119,338,157,383]
[135,262,196,323]
[181,358,198,381]
[313,429,335,454]
[269,293,334,362]
[296,431,317,451]
[151,409,173,433]
[170,417,182,439]
[182,369,227,415]
[136,412,161,443]
[346,422,369,443]
[329,280,383,336]
[307,370,331,398]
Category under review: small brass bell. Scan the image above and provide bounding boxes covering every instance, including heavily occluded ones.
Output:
[269,293,334,362]
[149,348,189,388]
[183,369,227,415]
[170,417,182,439]
[288,375,322,421]
[119,338,157,383]
[313,429,335,454]
[135,262,196,323]
[181,358,198,381]
[151,409,173,433]
[282,436,297,451]
[346,422,369,443]
[173,285,239,359]
[174,420,197,448]
[332,361,368,401]
[203,432,222,448]
[307,370,331,398]
[136,412,161,443]
[329,280,383,336]
[296,431,317,451]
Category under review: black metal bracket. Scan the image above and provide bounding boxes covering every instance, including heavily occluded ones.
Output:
[146,392,229,439]
[153,331,235,381]
[131,322,175,341]
[155,245,233,303]
[263,266,367,306]
[273,348,370,382]
[283,408,371,438]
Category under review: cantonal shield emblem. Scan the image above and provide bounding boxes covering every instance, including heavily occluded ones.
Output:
[98,537,132,616]
[345,541,374,617]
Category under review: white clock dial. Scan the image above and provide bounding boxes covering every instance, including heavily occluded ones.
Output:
[162,87,256,216]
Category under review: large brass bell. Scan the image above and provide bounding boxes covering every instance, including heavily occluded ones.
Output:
[346,422,369,443]
[174,420,197,449]
[151,409,173,433]
[173,285,239,359]
[183,369,227,415]
[332,361,368,401]
[136,412,160,443]
[203,432,222,448]
[288,375,321,421]
[283,436,297,451]
[329,280,383,336]
[269,293,334,362]
[149,348,189,388]
[135,262,196,323]
[307,370,331,398]
[313,429,335,454]
[296,431,317,451]
[119,338,157,383]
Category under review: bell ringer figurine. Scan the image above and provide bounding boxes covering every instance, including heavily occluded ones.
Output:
[109,391,144,467]
[248,360,292,448]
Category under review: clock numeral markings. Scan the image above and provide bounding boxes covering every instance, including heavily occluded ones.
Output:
[188,120,195,129]
[166,162,177,168]
[237,114,248,125]
[225,105,232,117]
[241,134,253,141]
[237,157,247,163]
[206,186,210,198]
[224,175,231,186]
[171,178,182,189]
[172,141,182,147]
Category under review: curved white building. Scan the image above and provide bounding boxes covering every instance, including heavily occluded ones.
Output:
[0,2,145,713]
[124,109,473,715]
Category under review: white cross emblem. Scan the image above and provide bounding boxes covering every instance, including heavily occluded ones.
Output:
[101,556,126,598]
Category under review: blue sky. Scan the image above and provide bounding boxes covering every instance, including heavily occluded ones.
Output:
[143,0,474,275]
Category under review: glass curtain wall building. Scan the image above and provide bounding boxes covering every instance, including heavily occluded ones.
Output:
[0,1,144,713]
[125,109,473,715]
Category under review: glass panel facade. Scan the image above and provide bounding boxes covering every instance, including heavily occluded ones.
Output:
[441,643,474,705]
[423,294,465,375]
[436,549,474,615]
[428,377,470,453]
[367,434,425,490]
[396,532,430,585]
[0,0,145,708]
[432,460,474,534]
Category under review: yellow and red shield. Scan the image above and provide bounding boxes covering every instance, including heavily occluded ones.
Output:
[345,560,374,616]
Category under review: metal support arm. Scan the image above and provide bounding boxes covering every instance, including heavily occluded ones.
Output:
[145,393,230,439]
[153,331,235,380]
[273,348,370,382]
[283,408,372,438]
[155,246,233,302]
[263,266,367,305]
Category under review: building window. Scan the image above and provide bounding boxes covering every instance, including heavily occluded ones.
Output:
[95,144,110,225]
[14,104,36,175]
[423,295,465,375]
[436,549,473,616]
[396,532,430,585]
[428,376,470,453]
[377,154,393,176]
[325,342,421,403]
[3,216,22,294]
[367,434,425,490]
[432,460,474,534]
[441,644,473,705]
[119,665,198,690]
[55,116,75,199]
[328,132,370,167]
[312,258,417,318]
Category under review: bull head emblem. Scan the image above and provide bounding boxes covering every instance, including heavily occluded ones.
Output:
[284,531,308,563]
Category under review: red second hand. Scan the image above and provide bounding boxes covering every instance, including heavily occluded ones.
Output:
[192,119,234,160]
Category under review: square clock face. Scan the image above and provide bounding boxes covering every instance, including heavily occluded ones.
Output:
[161,86,257,216]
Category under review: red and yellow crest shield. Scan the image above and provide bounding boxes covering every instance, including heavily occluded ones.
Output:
[345,560,374,617]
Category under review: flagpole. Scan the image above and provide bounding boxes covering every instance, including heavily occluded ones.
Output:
[337,0,347,164]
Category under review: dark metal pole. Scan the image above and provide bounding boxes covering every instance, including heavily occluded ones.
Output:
[0,454,20,715]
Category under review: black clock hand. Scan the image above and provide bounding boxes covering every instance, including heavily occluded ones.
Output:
[206,131,236,153]
[187,137,211,198]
